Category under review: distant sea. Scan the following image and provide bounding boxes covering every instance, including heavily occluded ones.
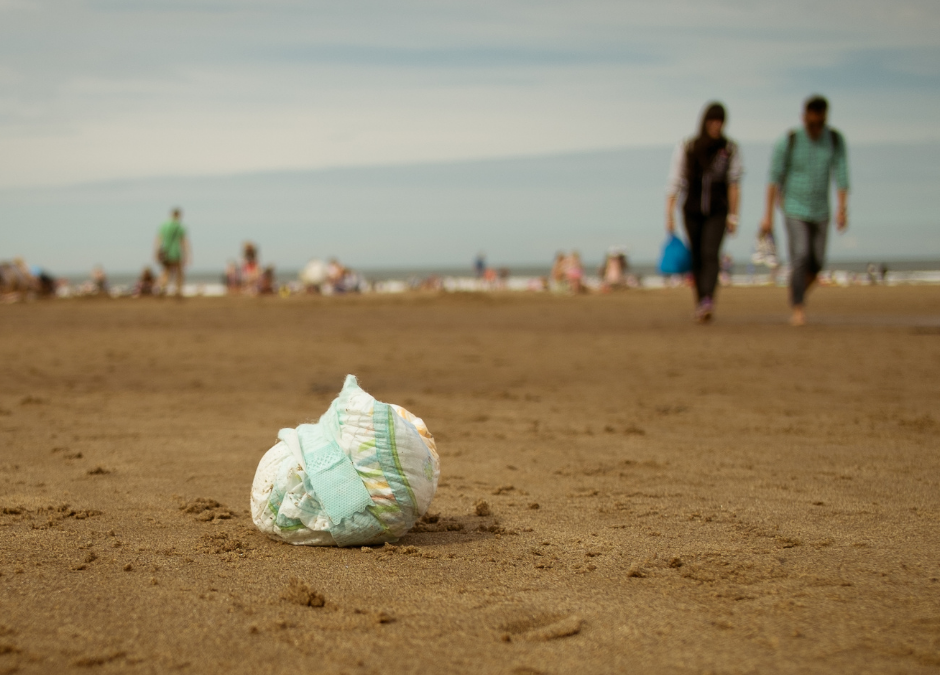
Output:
[65,258,940,288]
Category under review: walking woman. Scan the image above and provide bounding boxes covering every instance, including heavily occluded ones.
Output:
[665,102,743,322]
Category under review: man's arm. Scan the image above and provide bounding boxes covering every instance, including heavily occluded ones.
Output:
[836,190,848,232]
[154,235,161,262]
[182,236,192,267]
[833,132,849,232]
[760,183,777,235]
[761,135,787,234]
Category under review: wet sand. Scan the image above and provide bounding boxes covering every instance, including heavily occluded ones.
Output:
[1,286,938,674]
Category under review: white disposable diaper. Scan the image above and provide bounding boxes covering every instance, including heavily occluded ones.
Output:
[250,375,440,546]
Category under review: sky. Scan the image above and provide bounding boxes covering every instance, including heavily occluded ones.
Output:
[1,0,939,271]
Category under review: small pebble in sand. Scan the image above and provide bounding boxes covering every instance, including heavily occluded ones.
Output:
[626,564,646,578]
[528,503,540,510]
[474,500,491,517]
[123,563,133,572]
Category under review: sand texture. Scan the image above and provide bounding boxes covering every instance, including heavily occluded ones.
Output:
[1,286,939,674]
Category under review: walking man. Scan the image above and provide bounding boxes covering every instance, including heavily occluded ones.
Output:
[760,96,849,326]
[154,207,191,297]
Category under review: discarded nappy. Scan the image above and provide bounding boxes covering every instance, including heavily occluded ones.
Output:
[250,375,440,547]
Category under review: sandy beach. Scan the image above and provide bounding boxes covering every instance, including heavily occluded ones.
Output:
[1,286,938,674]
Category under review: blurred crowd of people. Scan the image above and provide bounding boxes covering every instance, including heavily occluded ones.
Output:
[547,250,637,294]
[0,258,58,302]
[299,257,364,294]
[223,243,277,296]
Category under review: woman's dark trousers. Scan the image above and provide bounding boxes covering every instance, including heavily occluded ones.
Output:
[683,212,726,302]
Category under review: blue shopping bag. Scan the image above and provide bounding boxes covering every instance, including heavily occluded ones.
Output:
[658,234,692,275]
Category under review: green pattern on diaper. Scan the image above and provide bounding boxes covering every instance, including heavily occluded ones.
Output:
[373,402,416,522]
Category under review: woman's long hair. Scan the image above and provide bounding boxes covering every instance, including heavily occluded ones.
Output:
[692,102,727,164]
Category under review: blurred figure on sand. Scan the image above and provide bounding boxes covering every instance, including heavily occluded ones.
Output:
[223,261,241,294]
[134,267,155,297]
[324,257,362,294]
[599,250,628,291]
[241,243,261,293]
[91,265,109,295]
[666,102,743,323]
[564,251,585,294]
[326,258,345,287]
[155,208,190,297]
[0,258,57,302]
[474,253,486,279]
[761,95,849,326]
[258,266,276,295]
[550,252,567,293]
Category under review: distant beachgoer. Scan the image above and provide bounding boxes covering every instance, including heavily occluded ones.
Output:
[339,268,363,294]
[483,267,498,285]
[600,251,627,291]
[326,258,345,286]
[91,265,109,295]
[258,266,276,295]
[0,258,53,301]
[666,102,743,323]
[34,267,57,297]
[155,208,190,297]
[564,252,585,294]
[223,261,241,294]
[550,252,567,293]
[241,243,262,294]
[135,267,155,296]
[322,257,361,294]
[761,95,849,326]
[474,254,486,278]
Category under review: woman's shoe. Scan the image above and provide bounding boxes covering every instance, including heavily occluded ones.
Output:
[695,298,714,323]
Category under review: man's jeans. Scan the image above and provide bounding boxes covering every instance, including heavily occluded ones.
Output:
[785,217,829,306]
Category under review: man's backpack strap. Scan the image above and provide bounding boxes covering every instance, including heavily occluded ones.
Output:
[781,130,797,189]
[829,128,842,154]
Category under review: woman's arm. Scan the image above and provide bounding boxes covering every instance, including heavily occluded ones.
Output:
[665,142,686,234]
[665,194,678,234]
[726,183,740,235]
[726,143,743,234]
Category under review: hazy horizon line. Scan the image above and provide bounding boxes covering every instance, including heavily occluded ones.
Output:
[5,138,940,193]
